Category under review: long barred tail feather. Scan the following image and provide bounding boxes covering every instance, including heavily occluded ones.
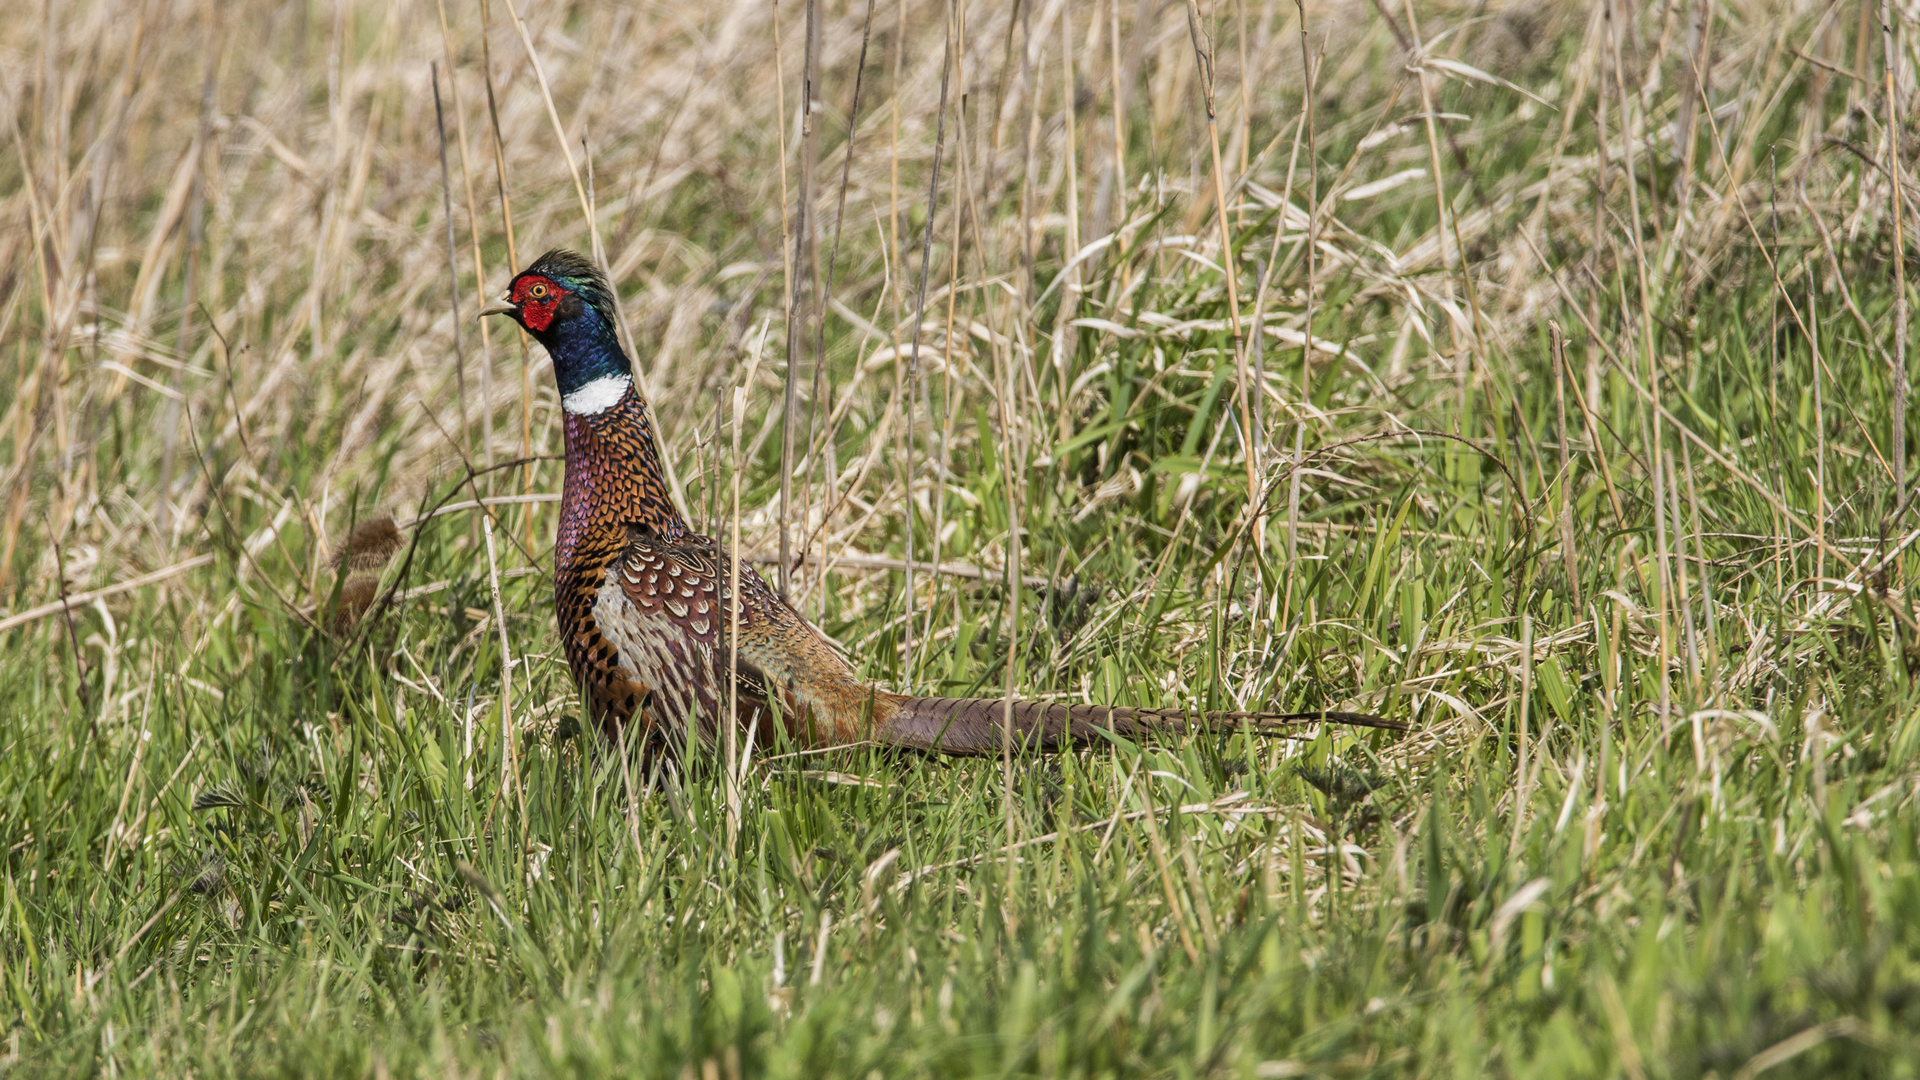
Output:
[876,696,1405,755]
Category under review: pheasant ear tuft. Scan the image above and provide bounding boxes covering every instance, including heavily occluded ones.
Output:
[523,249,617,321]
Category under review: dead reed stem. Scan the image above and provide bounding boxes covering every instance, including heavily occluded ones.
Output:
[434,0,496,471]
[1186,0,1259,550]
[781,0,823,600]
[902,12,956,686]
[475,0,534,520]
[481,511,525,835]
[1286,0,1318,596]
[727,379,746,848]
[431,62,469,449]
[1883,0,1909,505]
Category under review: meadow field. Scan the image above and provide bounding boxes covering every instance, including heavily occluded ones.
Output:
[4,0,1919,1074]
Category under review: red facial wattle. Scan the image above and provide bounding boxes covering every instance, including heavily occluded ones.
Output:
[512,274,564,333]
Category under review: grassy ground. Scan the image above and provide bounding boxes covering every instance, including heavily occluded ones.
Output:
[6,0,1920,1075]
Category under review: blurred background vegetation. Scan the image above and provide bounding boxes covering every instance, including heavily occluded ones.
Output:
[4,0,1920,1074]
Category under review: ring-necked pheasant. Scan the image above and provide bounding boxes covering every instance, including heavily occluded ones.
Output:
[481,249,1401,754]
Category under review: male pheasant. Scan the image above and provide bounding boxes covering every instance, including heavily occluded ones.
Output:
[482,249,1401,754]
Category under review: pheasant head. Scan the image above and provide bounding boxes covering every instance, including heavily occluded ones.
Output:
[482,248,631,416]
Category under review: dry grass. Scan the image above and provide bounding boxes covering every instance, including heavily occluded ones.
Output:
[2,0,1564,596]
[2,0,1898,612]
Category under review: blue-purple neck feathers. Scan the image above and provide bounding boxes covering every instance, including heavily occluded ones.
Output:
[543,300,631,400]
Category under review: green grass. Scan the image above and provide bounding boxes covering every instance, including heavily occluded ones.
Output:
[6,0,1920,1075]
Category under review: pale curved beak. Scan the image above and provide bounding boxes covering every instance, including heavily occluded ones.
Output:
[478,296,518,320]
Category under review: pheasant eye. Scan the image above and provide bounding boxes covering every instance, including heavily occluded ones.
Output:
[528,282,549,299]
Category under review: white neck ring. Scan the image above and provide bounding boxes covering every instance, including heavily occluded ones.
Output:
[562,373,632,416]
